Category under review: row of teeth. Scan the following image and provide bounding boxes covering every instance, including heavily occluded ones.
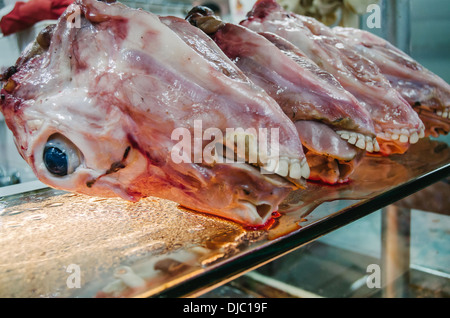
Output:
[223,132,310,180]
[436,108,450,118]
[377,127,425,144]
[336,131,380,152]
[263,157,310,180]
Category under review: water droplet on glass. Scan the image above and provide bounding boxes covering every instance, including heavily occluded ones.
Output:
[7,210,24,216]
[24,214,47,221]
[46,202,64,208]
[4,221,23,228]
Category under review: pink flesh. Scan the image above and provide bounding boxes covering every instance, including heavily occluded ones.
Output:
[333,27,450,110]
[188,18,373,183]
[294,121,362,184]
[333,27,450,137]
[294,120,357,161]
[0,0,306,226]
[210,23,375,137]
[240,0,424,151]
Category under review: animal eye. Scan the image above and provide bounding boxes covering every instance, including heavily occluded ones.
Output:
[43,134,81,176]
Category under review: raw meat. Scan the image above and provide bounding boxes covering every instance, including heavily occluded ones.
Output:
[186,6,377,184]
[241,0,425,155]
[333,26,450,138]
[0,0,309,226]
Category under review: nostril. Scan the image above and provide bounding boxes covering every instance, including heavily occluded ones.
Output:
[256,203,272,219]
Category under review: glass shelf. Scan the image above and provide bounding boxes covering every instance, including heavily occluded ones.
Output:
[0,137,449,298]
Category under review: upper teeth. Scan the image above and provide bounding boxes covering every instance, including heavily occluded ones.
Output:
[221,132,309,181]
[377,125,425,144]
[336,131,380,152]
[436,107,449,118]
[263,157,310,180]
[275,156,289,177]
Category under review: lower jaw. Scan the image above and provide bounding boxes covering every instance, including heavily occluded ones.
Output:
[304,149,363,185]
[375,137,411,156]
[414,106,450,138]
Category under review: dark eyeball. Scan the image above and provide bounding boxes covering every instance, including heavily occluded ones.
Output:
[43,134,81,176]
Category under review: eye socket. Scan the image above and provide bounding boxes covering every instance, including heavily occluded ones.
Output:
[43,134,81,176]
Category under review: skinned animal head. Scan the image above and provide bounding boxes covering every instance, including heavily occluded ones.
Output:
[0,0,309,226]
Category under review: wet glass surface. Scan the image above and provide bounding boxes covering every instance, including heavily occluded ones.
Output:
[0,138,449,298]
